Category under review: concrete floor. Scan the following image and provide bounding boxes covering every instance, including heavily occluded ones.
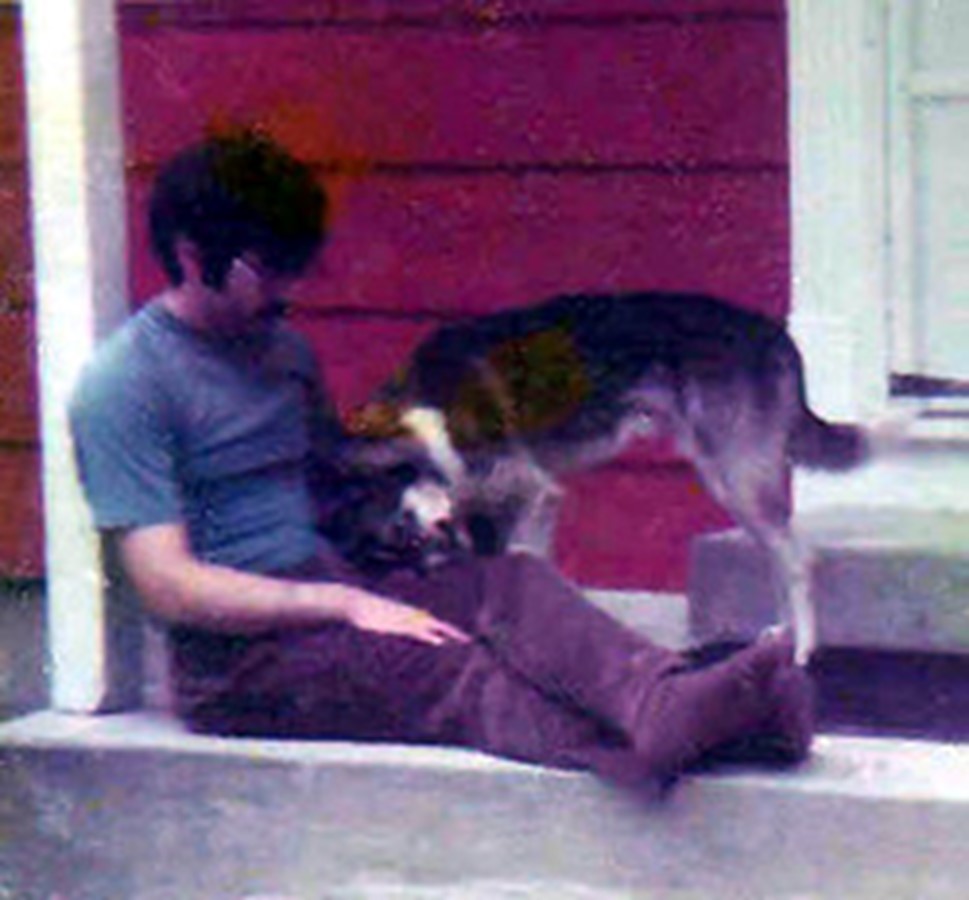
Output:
[3,711,969,899]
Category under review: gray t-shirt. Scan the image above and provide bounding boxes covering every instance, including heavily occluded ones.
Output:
[69,299,340,575]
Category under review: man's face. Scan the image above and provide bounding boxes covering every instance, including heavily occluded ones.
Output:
[205,254,293,338]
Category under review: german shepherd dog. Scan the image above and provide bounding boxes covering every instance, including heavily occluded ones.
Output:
[325,292,869,664]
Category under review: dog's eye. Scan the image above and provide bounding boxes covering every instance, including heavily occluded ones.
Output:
[388,462,420,485]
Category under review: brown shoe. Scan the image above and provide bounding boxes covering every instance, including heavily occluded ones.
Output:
[686,662,816,771]
[630,630,797,778]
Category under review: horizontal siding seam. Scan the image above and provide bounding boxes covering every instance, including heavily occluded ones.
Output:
[2,158,788,177]
[120,160,787,179]
[119,9,783,33]
[318,161,788,177]
[0,440,38,453]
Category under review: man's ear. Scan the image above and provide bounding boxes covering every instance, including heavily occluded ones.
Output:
[173,237,204,285]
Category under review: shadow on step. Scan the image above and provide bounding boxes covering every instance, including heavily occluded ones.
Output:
[688,641,969,742]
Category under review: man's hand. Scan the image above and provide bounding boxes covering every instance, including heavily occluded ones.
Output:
[340,587,472,646]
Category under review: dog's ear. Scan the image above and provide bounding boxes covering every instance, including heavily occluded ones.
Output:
[345,401,409,440]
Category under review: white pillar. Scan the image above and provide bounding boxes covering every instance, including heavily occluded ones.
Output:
[787,0,915,514]
[787,0,891,425]
[22,0,136,711]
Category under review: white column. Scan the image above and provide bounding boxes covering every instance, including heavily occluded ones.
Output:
[788,0,906,513]
[788,0,969,513]
[787,0,891,425]
[22,0,136,710]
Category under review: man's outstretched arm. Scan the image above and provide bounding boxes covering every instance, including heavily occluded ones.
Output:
[117,524,470,647]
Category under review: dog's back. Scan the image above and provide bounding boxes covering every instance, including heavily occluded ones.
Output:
[383,293,863,465]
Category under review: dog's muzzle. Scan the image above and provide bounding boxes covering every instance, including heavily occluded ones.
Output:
[396,480,469,564]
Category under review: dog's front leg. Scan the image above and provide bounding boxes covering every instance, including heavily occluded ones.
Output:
[762,530,816,665]
[478,453,564,558]
[506,477,564,558]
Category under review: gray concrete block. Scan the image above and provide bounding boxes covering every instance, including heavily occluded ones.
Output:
[689,509,969,653]
[2,712,969,898]
[0,580,46,719]
[588,590,690,650]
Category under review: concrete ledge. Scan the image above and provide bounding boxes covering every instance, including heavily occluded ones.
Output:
[690,509,969,653]
[2,712,969,898]
[0,710,535,772]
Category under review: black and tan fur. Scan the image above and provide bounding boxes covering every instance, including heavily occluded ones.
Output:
[336,292,869,663]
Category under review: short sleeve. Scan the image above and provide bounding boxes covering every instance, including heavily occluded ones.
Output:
[69,360,182,531]
[282,328,343,453]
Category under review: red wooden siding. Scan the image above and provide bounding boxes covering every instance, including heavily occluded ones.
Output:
[0,450,42,577]
[120,22,786,170]
[0,12,41,576]
[0,308,42,576]
[129,169,789,320]
[0,1,788,588]
[557,465,730,588]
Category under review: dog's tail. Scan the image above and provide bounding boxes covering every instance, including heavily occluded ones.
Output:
[789,411,869,471]
[768,330,869,471]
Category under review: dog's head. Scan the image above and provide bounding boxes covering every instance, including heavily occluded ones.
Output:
[317,436,470,577]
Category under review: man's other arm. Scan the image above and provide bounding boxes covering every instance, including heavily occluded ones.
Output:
[117,524,470,646]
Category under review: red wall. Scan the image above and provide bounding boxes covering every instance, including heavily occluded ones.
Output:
[0,11,42,577]
[0,0,789,587]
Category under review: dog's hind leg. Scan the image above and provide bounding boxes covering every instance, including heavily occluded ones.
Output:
[764,529,814,665]
[670,391,818,664]
[693,447,816,663]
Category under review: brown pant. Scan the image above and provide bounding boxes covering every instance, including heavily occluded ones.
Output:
[171,553,685,779]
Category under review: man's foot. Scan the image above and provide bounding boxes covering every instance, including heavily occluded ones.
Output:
[630,629,805,778]
[686,662,816,771]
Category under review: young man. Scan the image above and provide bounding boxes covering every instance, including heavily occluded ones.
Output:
[70,131,813,784]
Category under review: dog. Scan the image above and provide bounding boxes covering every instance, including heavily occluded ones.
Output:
[336,292,869,663]
[315,436,471,577]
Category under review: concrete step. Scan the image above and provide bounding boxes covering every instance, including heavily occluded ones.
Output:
[2,711,968,899]
[690,508,969,654]
[689,509,969,740]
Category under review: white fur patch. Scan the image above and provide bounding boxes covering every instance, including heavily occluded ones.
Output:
[401,480,455,530]
[400,406,466,483]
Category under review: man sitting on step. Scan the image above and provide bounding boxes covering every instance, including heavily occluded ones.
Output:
[69,129,814,787]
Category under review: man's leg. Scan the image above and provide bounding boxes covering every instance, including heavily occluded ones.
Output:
[388,553,813,776]
[175,619,649,780]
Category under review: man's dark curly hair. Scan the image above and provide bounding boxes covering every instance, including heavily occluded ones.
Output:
[149,129,328,288]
